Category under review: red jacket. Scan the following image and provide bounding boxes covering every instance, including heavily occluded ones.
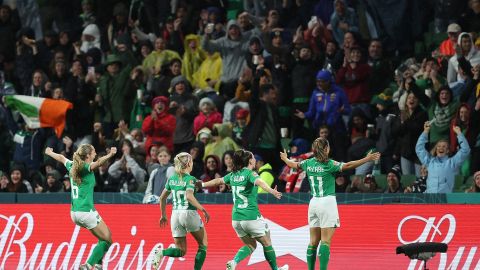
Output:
[142,111,176,153]
[336,63,372,104]
[193,111,222,135]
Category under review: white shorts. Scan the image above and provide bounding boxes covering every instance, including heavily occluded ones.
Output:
[70,210,102,230]
[171,210,204,237]
[308,196,340,228]
[232,216,269,238]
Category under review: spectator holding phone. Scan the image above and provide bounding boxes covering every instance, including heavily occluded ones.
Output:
[415,121,470,193]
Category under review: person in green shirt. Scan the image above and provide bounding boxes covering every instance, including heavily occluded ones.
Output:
[152,152,210,270]
[280,138,380,270]
[202,149,289,270]
[45,145,117,270]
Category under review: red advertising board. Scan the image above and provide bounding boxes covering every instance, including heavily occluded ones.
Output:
[1,204,480,270]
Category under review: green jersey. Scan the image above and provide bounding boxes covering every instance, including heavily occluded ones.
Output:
[224,168,261,221]
[65,160,96,212]
[165,173,196,210]
[299,158,343,197]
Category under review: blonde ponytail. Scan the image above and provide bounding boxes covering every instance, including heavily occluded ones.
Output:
[312,137,329,163]
[173,152,192,180]
[70,144,94,185]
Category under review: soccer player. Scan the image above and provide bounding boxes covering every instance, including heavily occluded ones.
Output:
[152,152,209,270]
[202,149,289,270]
[45,145,117,270]
[280,138,380,270]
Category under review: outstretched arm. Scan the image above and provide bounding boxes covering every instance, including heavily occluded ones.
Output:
[45,147,68,165]
[341,151,380,171]
[279,149,299,169]
[90,147,117,171]
[254,178,282,199]
[201,177,225,188]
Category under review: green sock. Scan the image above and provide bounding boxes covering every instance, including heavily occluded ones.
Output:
[263,245,278,270]
[319,243,330,270]
[307,245,318,270]
[87,240,111,266]
[163,247,184,257]
[194,245,207,270]
[234,246,253,263]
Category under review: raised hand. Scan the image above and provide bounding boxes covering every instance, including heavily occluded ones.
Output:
[453,126,462,135]
[280,149,289,162]
[45,147,54,155]
[423,121,431,133]
[109,147,117,156]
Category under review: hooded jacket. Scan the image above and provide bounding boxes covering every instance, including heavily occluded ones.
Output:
[204,123,240,159]
[182,34,207,83]
[80,24,101,53]
[202,20,258,83]
[447,32,480,84]
[142,96,176,152]
[169,76,199,144]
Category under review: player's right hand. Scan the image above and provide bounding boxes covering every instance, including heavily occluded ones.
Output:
[159,216,168,228]
[279,149,288,161]
[45,147,53,155]
[110,147,117,155]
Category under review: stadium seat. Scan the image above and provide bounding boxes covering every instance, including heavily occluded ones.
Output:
[454,175,466,192]
[401,175,417,188]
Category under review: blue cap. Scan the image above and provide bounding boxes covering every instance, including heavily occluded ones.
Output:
[254,154,263,162]
[316,70,332,82]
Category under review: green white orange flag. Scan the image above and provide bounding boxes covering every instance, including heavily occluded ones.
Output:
[5,95,73,137]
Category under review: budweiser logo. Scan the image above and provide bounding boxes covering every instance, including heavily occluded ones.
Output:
[397,214,480,270]
[0,213,180,269]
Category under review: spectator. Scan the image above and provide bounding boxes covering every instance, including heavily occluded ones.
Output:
[330,0,359,47]
[347,174,383,193]
[384,165,404,193]
[294,70,350,137]
[202,19,257,99]
[232,109,249,146]
[191,51,222,92]
[39,170,64,193]
[79,0,96,28]
[255,154,275,194]
[143,148,174,203]
[169,75,199,154]
[393,91,428,176]
[103,2,130,53]
[0,171,8,192]
[96,54,133,138]
[465,170,480,193]
[460,0,480,33]
[145,144,161,174]
[80,24,101,53]
[26,70,48,97]
[189,141,205,179]
[108,139,147,192]
[221,150,235,176]
[346,132,375,175]
[142,37,181,77]
[367,39,393,94]
[371,88,397,173]
[196,127,212,146]
[447,32,480,85]
[200,154,222,193]
[142,96,176,154]
[450,103,476,178]
[404,166,428,193]
[7,165,32,193]
[245,84,282,174]
[414,57,445,94]
[182,34,207,83]
[336,46,372,117]
[204,123,240,160]
[15,27,38,93]
[416,122,471,193]
[193,97,222,135]
[433,23,461,62]
[334,172,350,193]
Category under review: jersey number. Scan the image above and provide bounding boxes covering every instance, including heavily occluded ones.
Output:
[71,185,79,199]
[232,186,248,209]
[174,190,188,210]
[309,176,323,197]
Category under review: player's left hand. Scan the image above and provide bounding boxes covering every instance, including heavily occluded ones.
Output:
[201,209,210,224]
[271,186,282,200]
[159,216,168,228]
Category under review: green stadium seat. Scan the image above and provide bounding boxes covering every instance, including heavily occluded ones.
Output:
[454,175,466,192]
[401,175,417,188]
[374,174,387,190]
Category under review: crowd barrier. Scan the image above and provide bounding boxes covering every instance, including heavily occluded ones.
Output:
[1,204,480,269]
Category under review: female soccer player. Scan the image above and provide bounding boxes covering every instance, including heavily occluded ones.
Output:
[202,149,289,270]
[45,145,117,270]
[152,152,209,270]
[280,137,380,270]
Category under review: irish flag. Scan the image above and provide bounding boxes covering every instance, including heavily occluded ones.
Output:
[5,95,73,137]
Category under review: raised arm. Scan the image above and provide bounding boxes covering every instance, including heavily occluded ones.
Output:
[415,121,432,165]
[279,149,299,169]
[254,178,282,199]
[341,151,380,171]
[90,147,117,171]
[451,126,471,167]
[45,147,68,165]
[186,189,210,223]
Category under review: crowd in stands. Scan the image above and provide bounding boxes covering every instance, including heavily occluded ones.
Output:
[0,0,479,200]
